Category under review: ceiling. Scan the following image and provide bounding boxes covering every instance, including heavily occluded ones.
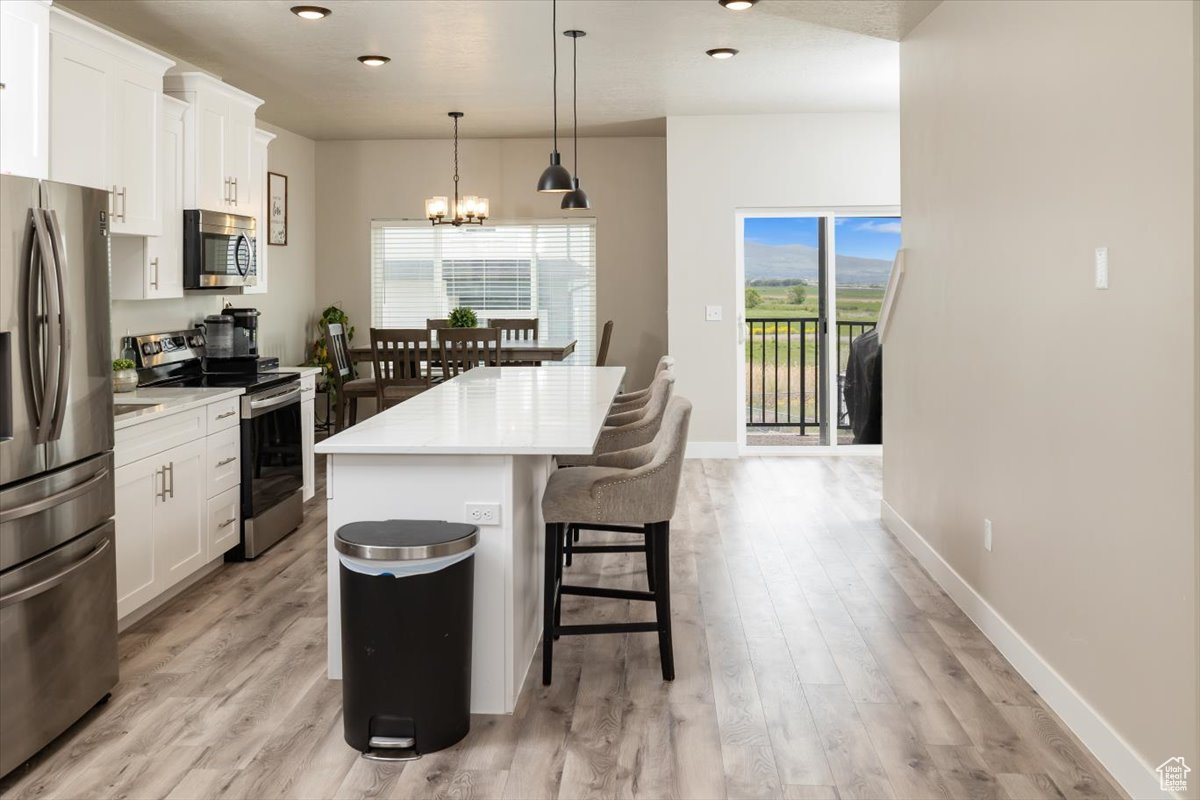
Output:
[60,0,938,141]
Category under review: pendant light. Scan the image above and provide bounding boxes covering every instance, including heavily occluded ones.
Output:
[561,30,590,210]
[536,0,573,192]
[426,112,489,226]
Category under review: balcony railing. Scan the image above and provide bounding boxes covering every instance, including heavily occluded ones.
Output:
[746,317,877,432]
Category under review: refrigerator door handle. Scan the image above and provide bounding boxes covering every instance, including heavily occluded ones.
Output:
[0,467,110,524]
[27,210,60,444]
[43,209,71,440]
[0,537,110,609]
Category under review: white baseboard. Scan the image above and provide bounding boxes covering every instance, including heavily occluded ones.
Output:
[880,500,1169,800]
[685,440,739,459]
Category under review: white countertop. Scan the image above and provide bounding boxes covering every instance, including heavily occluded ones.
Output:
[315,366,625,455]
[113,386,245,431]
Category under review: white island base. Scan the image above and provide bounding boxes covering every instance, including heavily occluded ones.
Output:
[319,367,624,714]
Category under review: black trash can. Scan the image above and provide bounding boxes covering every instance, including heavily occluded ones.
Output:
[336,519,478,760]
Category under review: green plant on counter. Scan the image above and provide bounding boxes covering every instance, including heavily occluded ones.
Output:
[448,307,477,328]
[307,305,355,396]
[112,358,136,371]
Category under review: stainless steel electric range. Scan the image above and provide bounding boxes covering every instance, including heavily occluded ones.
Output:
[129,330,303,559]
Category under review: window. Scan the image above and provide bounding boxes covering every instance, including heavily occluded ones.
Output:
[371,220,597,364]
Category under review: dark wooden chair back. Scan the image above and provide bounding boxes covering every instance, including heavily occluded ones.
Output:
[326,322,354,381]
[438,328,501,379]
[426,318,450,331]
[596,319,614,367]
[488,318,538,341]
[370,328,432,397]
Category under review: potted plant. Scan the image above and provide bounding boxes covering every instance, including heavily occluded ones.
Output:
[448,306,478,328]
[112,358,138,393]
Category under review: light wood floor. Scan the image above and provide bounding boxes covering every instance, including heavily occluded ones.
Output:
[0,456,1126,800]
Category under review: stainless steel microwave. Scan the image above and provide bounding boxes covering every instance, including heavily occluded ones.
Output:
[183,210,257,289]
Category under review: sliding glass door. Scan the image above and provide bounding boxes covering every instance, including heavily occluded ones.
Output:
[740,211,900,449]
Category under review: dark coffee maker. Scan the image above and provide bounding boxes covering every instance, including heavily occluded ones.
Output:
[224,308,260,357]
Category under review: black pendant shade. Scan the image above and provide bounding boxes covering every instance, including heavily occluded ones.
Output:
[561,29,590,210]
[537,0,574,193]
[561,177,590,210]
[538,151,574,193]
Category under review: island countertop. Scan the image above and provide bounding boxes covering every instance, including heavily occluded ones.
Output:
[316,366,624,456]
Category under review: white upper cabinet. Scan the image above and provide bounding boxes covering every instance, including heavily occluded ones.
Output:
[48,8,173,235]
[0,0,50,179]
[112,95,186,300]
[163,73,263,215]
[243,127,275,295]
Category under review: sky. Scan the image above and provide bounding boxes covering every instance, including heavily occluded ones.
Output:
[744,216,902,261]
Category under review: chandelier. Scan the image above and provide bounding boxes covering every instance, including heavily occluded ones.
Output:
[426,112,489,226]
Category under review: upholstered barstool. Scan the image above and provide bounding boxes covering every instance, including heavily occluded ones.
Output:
[610,356,674,415]
[557,372,674,468]
[540,397,693,684]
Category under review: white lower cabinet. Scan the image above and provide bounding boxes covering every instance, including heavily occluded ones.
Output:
[115,397,245,622]
[207,486,241,558]
[114,437,205,619]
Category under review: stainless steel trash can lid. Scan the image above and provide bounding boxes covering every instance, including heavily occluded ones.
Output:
[334,520,479,561]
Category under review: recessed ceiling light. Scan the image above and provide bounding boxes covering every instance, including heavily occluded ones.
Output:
[290,5,331,20]
[718,0,757,9]
[357,55,391,67]
[706,48,739,60]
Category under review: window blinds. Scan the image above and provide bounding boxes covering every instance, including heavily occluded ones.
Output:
[371,220,597,365]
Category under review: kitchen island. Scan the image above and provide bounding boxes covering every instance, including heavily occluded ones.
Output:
[316,366,624,713]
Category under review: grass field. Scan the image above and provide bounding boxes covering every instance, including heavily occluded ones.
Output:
[745,283,884,322]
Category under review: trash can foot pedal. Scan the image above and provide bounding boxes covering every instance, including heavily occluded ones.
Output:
[362,736,421,762]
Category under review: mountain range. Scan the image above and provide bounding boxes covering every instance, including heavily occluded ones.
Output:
[745,240,893,286]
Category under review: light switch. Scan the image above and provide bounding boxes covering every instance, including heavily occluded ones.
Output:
[705,305,723,321]
[1095,247,1108,289]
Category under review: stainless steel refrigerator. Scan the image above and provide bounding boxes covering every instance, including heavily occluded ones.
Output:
[0,175,117,778]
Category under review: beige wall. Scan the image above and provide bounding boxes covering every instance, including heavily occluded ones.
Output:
[110,122,317,365]
[888,1,1197,793]
[314,137,667,388]
[665,113,900,450]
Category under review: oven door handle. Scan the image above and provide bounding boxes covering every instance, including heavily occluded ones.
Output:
[246,385,300,418]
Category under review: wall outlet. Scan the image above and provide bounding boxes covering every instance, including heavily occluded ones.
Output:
[466,503,501,526]
[983,519,993,552]
[705,305,723,321]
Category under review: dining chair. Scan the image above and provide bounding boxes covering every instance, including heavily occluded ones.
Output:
[326,322,376,429]
[370,328,434,409]
[438,327,501,379]
[488,318,538,340]
[426,318,450,332]
[489,318,539,365]
[596,320,614,367]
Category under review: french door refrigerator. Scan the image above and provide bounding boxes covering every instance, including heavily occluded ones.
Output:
[0,175,117,778]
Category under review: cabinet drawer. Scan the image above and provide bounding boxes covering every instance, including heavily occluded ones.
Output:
[206,426,240,498]
[206,397,240,434]
[206,486,240,560]
[115,407,204,468]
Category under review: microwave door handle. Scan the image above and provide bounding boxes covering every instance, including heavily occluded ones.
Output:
[29,211,60,444]
[44,209,70,440]
[236,233,251,277]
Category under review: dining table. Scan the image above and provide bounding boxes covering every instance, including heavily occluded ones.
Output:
[348,337,577,368]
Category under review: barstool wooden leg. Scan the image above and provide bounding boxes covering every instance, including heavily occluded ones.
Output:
[652,521,674,681]
[564,523,574,567]
[554,526,566,638]
[643,523,656,592]
[542,522,560,685]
